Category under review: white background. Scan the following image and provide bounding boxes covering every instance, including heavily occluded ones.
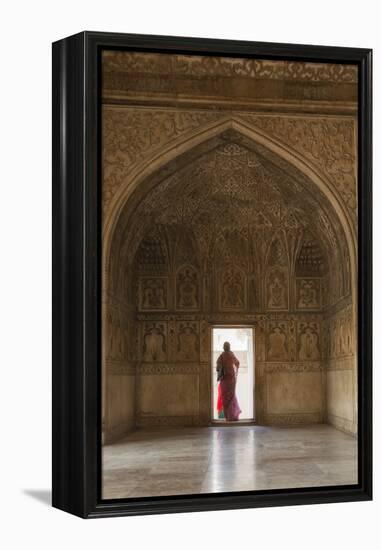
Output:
[0,1,378,548]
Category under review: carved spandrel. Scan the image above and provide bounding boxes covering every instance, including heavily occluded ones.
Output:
[103,108,222,214]
[241,115,357,222]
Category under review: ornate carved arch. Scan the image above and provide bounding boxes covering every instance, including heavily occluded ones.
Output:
[102,114,358,437]
[103,118,357,307]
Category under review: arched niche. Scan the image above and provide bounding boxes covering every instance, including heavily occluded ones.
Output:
[102,119,357,438]
[103,118,357,293]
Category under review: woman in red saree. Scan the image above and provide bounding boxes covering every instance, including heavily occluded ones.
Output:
[216,341,241,421]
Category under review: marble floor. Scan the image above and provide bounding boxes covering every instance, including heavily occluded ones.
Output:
[102,424,358,499]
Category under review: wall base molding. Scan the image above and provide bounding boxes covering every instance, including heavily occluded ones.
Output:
[103,421,135,445]
[327,414,357,436]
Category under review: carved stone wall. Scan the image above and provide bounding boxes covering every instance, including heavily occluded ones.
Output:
[103,295,136,442]
[323,301,357,435]
[102,51,357,440]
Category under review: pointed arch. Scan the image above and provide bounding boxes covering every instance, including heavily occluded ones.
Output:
[102,114,358,440]
[103,117,357,303]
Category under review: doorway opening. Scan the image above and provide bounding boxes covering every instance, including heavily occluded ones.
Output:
[211,326,255,422]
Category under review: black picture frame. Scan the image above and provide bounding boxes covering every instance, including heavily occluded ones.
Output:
[52,31,372,519]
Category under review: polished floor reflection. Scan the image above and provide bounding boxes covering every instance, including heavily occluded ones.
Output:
[102,424,357,499]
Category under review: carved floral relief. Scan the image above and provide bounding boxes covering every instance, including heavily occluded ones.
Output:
[176,265,199,309]
[219,267,246,311]
[176,322,199,361]
[266,267,289,310]
[296,278,321,310]
[142,322,167,362]
[267,322,289,361]
[139,277,168,310]
[298,322,320,360]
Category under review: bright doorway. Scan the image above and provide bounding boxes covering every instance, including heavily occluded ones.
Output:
[211,326,255,422]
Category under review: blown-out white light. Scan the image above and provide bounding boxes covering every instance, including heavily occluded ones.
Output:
[212,327,254,421]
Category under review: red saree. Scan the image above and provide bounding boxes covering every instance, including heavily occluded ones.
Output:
[217,382,224,418]
[216,351,241,421]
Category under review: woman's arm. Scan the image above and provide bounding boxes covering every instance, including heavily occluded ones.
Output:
[216,354,223,371]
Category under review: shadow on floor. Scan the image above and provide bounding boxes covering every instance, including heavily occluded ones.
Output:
[23,489,51,507]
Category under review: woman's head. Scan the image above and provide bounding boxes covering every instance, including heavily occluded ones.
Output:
[223,341,231,352]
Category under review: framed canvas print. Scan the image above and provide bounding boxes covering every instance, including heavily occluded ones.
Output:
[52,32,372,518]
